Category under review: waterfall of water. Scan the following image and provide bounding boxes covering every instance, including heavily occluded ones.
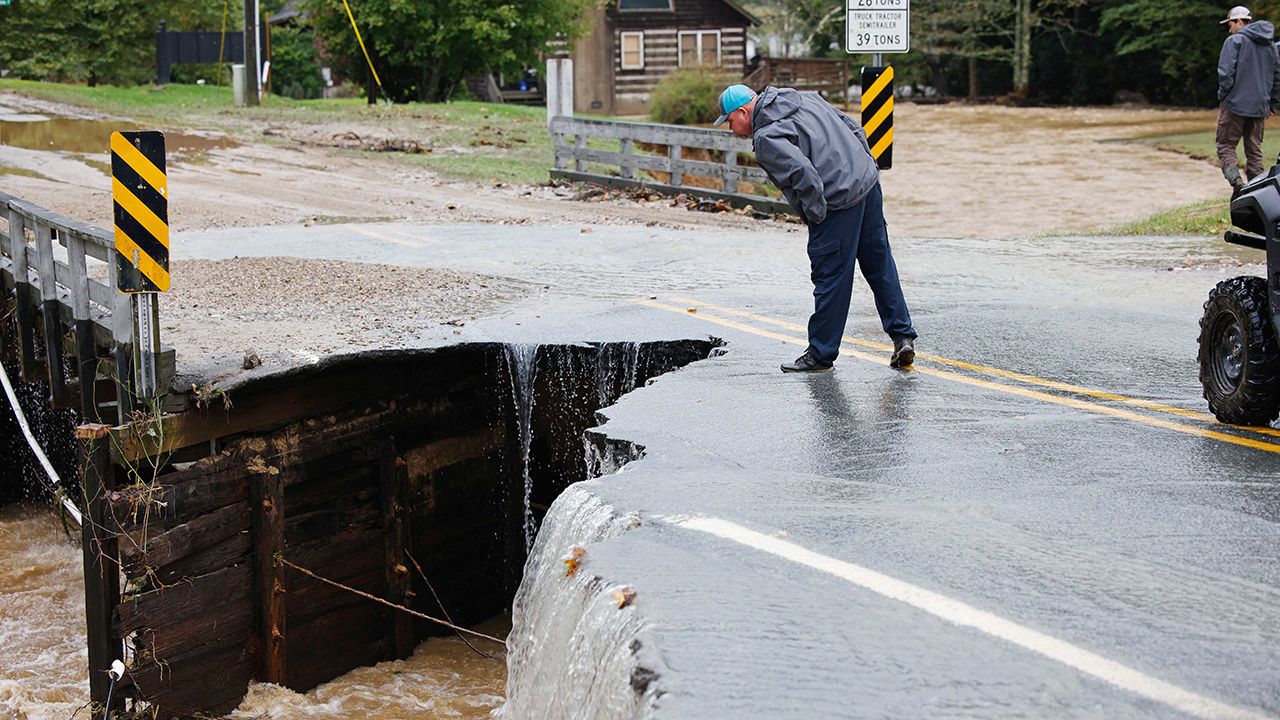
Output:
[501,485,662,720]
[595,342,642,407]
[504,344,540,552]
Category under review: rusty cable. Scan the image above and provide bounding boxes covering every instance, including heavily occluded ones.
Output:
[405,548,495,660]
[278,557,505,645]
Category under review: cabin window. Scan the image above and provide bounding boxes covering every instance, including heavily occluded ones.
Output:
[679,30,721,67]
[618,0,673,10]
[620,32,645,70]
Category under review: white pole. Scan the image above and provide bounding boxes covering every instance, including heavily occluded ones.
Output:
[254,0,263,99]
[546,58,560,129]
[559,58,574,119]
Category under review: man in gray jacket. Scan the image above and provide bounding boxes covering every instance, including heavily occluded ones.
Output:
[715,83,916,373]
[1217,5,1280,192]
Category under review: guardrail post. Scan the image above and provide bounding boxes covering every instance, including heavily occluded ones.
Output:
[66,235,99,422]
[723,151,739,194]
[33,222,69,407]
[107,259,134,422]
[668,144,683,186]
[574,135,587,172]
[620,138,635,180]
[552,122,569,171]
[6,207,38,380]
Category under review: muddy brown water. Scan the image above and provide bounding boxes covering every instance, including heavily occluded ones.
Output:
[0,505,508,720]
[0,117,236,155]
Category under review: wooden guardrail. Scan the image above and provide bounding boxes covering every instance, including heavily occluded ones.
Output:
[549,116,793,215]
[0,190,174,424]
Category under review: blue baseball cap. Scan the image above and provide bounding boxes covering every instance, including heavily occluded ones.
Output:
[714,84,755,126]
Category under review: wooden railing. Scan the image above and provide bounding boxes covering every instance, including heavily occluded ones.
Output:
[0,190,174,424]
[549,116,793,215]
[744,57,850,102]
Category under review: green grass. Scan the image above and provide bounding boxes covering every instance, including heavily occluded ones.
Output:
[1126,129,1280,168]
[1103,198,1232,236]
[0,79,555,184]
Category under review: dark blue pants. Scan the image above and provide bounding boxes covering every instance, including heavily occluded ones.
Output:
[806,183,915,365]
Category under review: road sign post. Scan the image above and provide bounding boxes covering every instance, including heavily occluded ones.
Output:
[110,131,169,406]
[848,0,907,170]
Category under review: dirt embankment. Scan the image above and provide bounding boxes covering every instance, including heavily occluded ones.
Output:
[0,92,1229,239]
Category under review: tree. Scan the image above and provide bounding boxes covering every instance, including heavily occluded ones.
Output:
[1100,0,1230,106]
[304,0,597,103]
[0,0,224,85]
[912,0,1011,98]
[1011,0,1086,97]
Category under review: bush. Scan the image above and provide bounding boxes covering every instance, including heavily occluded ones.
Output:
[269,26,323,99]
[649,69,733,126]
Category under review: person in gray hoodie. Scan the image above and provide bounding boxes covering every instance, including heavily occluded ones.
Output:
[715,83,917,373]
[1216,5,1280,191]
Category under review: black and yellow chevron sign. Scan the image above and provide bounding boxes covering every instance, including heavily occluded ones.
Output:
[861,66,894,170]
[111,131,169,293]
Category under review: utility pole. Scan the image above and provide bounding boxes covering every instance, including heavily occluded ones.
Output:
[243,0,260,106]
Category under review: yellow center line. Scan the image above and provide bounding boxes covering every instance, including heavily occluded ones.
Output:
[349,224,426,248]
[668,296,1280,440]
[636,299,1280,456]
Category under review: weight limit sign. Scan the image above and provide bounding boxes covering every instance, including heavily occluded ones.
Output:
[846,0,909,54]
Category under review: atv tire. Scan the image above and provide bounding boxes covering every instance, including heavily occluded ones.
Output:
[1198,275,1280,425]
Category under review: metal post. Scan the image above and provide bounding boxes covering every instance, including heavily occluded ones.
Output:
[242,0,260,106]
[130,293,160,405]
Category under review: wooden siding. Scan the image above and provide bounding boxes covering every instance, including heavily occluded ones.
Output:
[613,26,746,101]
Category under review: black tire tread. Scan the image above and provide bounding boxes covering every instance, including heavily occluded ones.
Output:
[1198,275,1280,425]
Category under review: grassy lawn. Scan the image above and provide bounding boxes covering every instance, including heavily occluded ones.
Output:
[0,79,556,185]
[1102,198,1232,236]
[1127,129,1280,168]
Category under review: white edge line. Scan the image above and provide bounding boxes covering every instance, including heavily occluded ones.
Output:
[665,515,1266,720]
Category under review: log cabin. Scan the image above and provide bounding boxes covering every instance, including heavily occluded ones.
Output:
[572,0,758,116]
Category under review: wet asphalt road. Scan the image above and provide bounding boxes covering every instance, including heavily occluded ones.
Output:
[178,221,1280,718]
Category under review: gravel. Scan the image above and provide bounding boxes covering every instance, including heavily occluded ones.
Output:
[161,257,529,386]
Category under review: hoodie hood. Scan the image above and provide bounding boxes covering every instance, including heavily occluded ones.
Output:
[752,86,804,128]
[1241,20,1275,43]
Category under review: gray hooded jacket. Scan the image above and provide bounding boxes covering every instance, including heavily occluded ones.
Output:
[750,86,879,227]
[1218,20,1280,118]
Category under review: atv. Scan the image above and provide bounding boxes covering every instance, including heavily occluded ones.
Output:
[1199,166,1280,425]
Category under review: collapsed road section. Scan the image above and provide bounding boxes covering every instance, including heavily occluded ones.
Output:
[2,332,716,716]
[1,186,729,717]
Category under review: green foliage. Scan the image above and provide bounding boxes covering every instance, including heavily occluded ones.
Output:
[303,0,597,103]
[269,26,323,99]
[0,0,225,86]
[1100,0,1225,105]
[649,69,732,126]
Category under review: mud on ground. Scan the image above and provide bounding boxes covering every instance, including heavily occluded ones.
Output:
[0,93,1235,239]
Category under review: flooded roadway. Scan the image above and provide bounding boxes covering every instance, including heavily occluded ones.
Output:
[172,221,1279,716]
[5,216,1279,717]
